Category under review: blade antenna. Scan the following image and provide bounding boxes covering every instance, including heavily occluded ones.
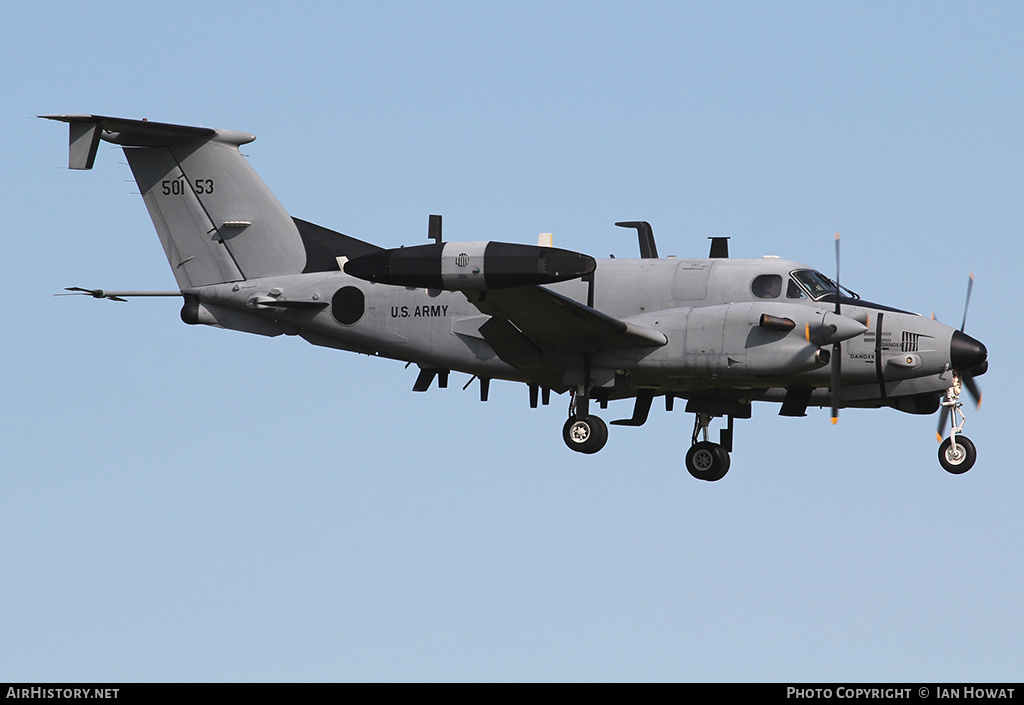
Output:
[428,214,442,244]
[614,221,658,259]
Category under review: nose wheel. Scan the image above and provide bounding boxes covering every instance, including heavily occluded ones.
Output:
[938,435,976,474]
[938,374,978,474]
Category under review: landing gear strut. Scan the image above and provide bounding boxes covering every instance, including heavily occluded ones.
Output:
[562,388,608,454]
[938,375,977,474]
[685,413,730,481]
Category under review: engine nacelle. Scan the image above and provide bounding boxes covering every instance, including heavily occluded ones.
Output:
[343,241,596,291]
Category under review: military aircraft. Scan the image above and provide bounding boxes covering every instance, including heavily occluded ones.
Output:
[44,114,988,481]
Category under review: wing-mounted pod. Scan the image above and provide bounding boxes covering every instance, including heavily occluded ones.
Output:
[343,241,596,291]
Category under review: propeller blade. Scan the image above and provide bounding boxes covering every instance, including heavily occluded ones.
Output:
[834,232,841,316]
[830,232,842,424]
[935,273,982,441]
[830,341,841,424]
[960,272,974,332]
[936,405,950,442]
[963,374,982,409]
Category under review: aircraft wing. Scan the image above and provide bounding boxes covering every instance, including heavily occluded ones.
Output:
[468,285,667,353]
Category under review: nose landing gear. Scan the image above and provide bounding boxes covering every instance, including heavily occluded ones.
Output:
[938,375,977,474]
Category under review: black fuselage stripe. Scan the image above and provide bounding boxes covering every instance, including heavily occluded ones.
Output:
[875,312,886,400]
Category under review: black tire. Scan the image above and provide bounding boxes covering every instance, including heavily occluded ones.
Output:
[938,435,977,474]
[685,441,730,481]
[562,415,608,454]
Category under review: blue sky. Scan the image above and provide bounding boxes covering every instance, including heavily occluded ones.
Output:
[3,1,1022,681]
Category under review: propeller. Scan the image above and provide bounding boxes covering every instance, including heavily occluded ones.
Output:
[830,233,841,424]
[936,272,985,440]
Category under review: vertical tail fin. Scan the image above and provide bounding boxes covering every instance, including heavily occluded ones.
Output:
[43,114,307,288]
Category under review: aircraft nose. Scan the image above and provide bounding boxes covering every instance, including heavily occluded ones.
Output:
[950,330,987,371]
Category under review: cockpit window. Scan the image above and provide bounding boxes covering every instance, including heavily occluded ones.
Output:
[752,274,782,299]
[787,278,806,299]
[791,269,835,299]
[790,269,859,301]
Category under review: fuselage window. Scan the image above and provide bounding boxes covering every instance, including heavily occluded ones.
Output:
[752,274,782,299]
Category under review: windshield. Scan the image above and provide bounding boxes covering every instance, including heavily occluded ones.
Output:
[791,269,859,300]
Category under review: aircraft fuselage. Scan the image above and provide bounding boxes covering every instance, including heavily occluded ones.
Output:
[184,255,977,411]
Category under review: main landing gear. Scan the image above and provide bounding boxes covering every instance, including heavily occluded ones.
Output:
[685,413,730,482]
[562,389,608,454]
[938,375,977,474]
[560,389,734,481]
[562,415,608,454]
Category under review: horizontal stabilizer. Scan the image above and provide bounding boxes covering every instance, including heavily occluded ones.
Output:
[41,115,221,169]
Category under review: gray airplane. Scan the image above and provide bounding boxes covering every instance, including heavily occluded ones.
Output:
[45,114,988,480]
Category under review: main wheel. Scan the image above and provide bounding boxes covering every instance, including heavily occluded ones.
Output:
[685,441,730,481]
[938,435,977,474]
[562,415,608,454]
